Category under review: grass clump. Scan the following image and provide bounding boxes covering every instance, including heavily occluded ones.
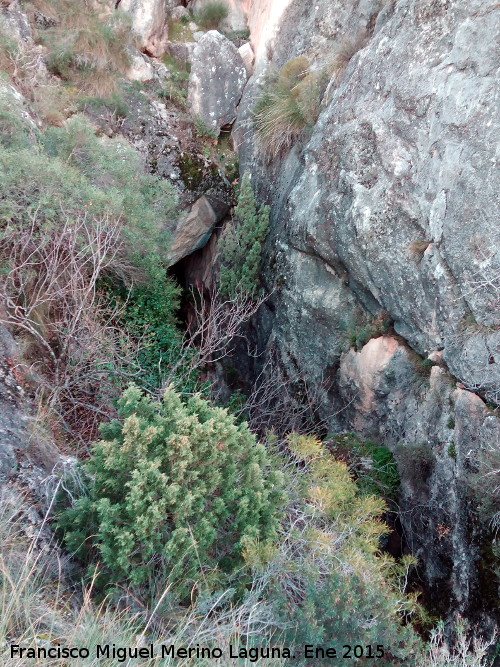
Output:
[28,0,132,95]
[160,53,190,109]
[195,1,229,30]
[254,55,323,158]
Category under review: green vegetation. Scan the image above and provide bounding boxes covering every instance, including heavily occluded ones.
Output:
[328,433,400,501]
[195,1,229,30]
[1,5,495,660]
[271,434,421,662]
[167,17,194,43]
[447,415,456,429]
[395,442,436,484]
[0,110,180,440]
[194,115,218,139]
[344,311,392,350]
[218,171,270,298]
[254,55,324,157]
[57,385,284,599]
[448,442,457,459]
[160,53,190,109]
[25,0,132,95]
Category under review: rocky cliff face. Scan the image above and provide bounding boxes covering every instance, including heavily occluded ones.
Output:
[234,0,500,621]
[0,0,498,630]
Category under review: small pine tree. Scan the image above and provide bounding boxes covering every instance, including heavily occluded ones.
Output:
[57,385,284,599]
[218,172,269,299]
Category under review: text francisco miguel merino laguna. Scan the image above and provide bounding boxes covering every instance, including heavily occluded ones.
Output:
[10,643,385,661]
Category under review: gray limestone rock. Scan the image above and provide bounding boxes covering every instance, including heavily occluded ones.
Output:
[237,0,500,404]
[119,0,170,57]
[233,0,500,621]
[188,31,247,134]
[339,335,500,616]
[167,195,229,265]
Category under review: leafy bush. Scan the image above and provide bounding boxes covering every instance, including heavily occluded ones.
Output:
[254,56,323,157]
[194,115,217,139]
[218,171,270,298]
[160,53,190,109]
[57,385,284,599]
[103,276,186,393]
[342,311,391,350]
[195,1,229,30]
[2,114,176,281]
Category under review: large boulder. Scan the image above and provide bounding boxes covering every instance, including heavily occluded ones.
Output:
[118,0,171,57]
[188,31,247,134]
[167,195,229,265]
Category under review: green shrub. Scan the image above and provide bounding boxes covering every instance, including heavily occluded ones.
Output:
[447,442,457,459]
[265,434,422,664]
[194,115,217,139]
[160,53,190,109]
[195,1,229,30]
[0,114,180,440]
[77,92,129,119]
[57,385,284,599]
[218,171,269,298]
[328,433,400,501]
[394,442,436,484]
[254,56,323,158]
[39,115,176,277]
[103,275,188,393]
[343,311,391,350]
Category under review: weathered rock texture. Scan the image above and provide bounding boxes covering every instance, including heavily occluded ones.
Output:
[188,31,247,133]
[339,335,500,616]
[119,0,172,57]
[233,0,500,621]
[0,326,31,480]
[167,195,229,265]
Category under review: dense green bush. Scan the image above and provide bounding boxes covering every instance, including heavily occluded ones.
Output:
[328,432,400,501]
[0,111,180,439]
[57,385,284,599]
[103,276,188,393]
[218,171,269,298]
[195,1,229,30]
[0,114,176,282]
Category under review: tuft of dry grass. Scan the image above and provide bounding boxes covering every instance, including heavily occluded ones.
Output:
[23,0,133,95]
[253,55,323,158]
